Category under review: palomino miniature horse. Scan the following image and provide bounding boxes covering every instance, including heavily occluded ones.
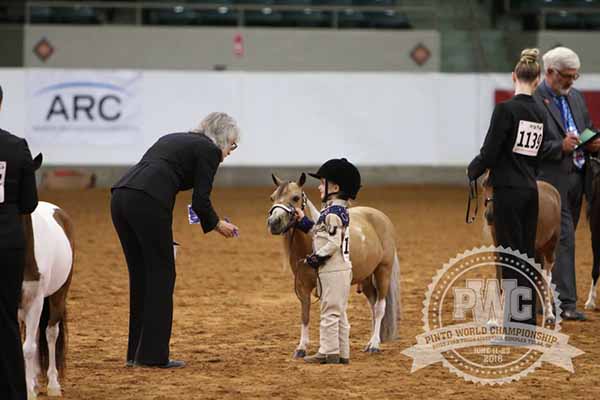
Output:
[481,175,561,322]
[267,173,400,357]
[19,199,74,399]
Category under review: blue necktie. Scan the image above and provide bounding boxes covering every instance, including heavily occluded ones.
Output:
[558,96,585,169]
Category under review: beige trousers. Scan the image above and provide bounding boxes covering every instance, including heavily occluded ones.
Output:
[317,269,352,358]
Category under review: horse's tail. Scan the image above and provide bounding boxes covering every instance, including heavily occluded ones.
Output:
[37,298,68,379]
[380,251,401,342]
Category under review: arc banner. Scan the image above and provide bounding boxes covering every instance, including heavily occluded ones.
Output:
[26,69,142,146]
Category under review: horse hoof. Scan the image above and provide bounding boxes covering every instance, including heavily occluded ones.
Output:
[293,349,306,359]
[584,302,596,310]
[545,316,556,325]
[47,386,62,397]
[363,346,381,353]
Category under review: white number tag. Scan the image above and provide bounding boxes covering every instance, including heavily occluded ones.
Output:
[0,161,6,204]
[342,229,351,263]
[513,120,543,157]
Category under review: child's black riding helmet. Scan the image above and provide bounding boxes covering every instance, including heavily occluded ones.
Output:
[308,158,362,200]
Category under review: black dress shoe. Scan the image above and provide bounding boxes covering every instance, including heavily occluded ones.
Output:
[561,309,587,321]
[134,359,186,369]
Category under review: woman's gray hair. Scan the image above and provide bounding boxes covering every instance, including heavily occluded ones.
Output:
[192,112,240,149]
[543,46,581,72]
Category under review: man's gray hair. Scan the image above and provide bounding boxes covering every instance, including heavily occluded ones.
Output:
[543,46,581,72]
[192,112,240,149]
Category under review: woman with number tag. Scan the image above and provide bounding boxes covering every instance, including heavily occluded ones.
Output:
[467,49,547,325]
[0,84,39,400]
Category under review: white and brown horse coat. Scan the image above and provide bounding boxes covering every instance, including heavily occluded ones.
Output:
[20,202,74,399]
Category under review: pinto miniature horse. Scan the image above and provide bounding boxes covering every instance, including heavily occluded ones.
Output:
[18,154,74,399]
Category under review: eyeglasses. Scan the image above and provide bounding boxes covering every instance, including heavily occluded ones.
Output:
[555,69,580,81]
[230,142,238,151]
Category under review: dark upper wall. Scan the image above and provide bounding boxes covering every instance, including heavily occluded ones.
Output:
[23,25,440,71]
[0,25,24,67]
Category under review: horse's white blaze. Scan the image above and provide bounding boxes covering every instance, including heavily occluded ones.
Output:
[585,281,598,310]
[297,324,309,350]
[267,206,289,226]
[46,324,61,397]
[32,202,73,295]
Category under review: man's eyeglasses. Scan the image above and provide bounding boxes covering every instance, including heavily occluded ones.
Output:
[555,69,580,81]
[230,142,238,151]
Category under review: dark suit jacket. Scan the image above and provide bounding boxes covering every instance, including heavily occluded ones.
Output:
[112,132,222,233]
[0,129,39,249]
[534,82,595,197]
[468,94,546,190]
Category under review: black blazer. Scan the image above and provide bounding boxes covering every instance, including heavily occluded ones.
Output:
[0,129,39,249]
[468,94,546,190]
[534,82,595,196]
[112,132,222,233]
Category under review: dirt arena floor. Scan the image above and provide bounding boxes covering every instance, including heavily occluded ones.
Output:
[35,185,600,399]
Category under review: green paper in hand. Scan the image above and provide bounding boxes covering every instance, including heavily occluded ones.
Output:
[575,128,598,149]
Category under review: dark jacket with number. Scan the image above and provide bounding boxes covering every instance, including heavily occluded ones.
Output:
[112,132,222,233]
[0,129,39,249]
[533,82,595,197]
[468,94,547,190]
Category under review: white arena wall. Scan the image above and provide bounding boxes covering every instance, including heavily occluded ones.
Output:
[2,68,600,186]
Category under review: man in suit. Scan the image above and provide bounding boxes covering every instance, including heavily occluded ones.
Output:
[111,112,240,369]
[0,85,39,399]
[534,47,600,321]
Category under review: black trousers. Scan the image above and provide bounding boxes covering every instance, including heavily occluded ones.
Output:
[111,188,175,365]
[0,248,27,400]
[553,170,585,311]
[494,187,538,326]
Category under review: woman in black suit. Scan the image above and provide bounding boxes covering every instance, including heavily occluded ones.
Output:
[0,84,39,400]
[111,112,240,369]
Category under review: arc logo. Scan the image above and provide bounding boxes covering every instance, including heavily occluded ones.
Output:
[40,81,124,122]
[27,71,141,145]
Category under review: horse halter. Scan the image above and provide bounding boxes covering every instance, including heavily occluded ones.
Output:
[268,190,308,234]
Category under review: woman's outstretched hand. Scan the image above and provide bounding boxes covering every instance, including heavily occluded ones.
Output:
[216,220,239,238]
